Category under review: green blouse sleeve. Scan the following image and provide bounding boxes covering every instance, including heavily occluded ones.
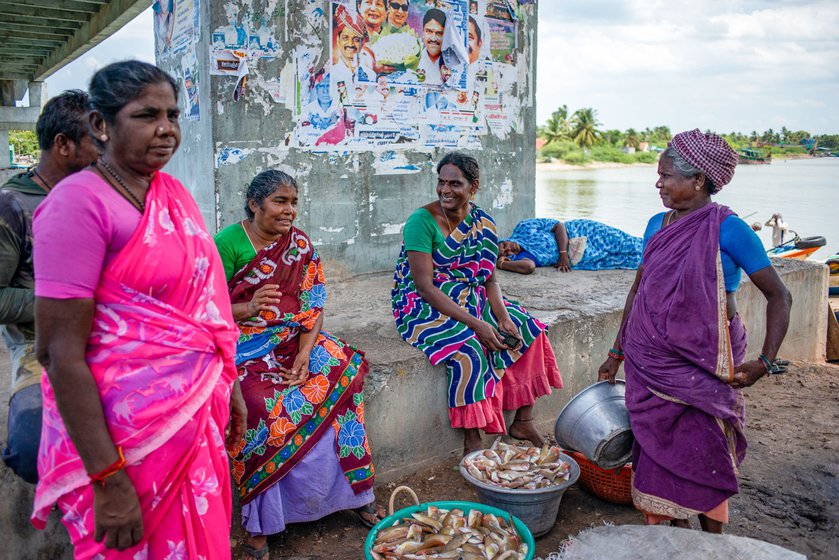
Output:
[403,208,444,253]
[214,223,255,283]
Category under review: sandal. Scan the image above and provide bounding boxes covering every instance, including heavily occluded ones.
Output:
[242,543,269,560]
[352,502,386,529]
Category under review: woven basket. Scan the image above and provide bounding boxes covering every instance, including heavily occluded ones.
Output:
[566,450,633,505]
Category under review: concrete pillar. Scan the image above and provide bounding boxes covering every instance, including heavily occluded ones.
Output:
[0,129,9,168]
[158,0,538,277]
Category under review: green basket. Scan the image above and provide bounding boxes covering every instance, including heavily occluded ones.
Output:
[364,486,535,560]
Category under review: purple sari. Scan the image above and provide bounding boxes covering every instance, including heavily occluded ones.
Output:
[622,203,748,519]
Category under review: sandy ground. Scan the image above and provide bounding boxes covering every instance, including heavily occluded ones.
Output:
[3,356,835,559]
[231,360,839,560]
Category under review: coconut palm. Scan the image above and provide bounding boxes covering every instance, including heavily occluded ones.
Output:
[570,107,601,149]
[624,128,640,149]
[541,105,570,144]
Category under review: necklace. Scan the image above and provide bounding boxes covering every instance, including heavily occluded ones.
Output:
[97,159,146,213]
[243,219,281,246]
[664,209,679,227]
[440,201,456,234]
[29,167,52,192]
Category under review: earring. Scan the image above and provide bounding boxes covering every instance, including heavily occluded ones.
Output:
[695,185,701,191]
[100,134,108,142]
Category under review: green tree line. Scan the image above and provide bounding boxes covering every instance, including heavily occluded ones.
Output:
[538,105,839,165]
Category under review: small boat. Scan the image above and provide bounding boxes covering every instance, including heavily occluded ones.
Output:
[767,234,826,260]
[738,148,771,164]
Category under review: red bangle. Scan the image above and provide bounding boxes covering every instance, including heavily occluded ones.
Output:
[89,446,126,487]
[608,350,625,361]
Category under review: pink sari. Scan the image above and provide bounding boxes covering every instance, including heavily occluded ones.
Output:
[32,172,239,560]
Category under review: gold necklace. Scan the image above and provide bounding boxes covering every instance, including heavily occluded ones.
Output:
[440,201,456,234]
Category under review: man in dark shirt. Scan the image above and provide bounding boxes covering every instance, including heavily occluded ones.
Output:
[0,90,98,483]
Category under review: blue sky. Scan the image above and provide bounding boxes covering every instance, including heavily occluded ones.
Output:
[46,2,839,135]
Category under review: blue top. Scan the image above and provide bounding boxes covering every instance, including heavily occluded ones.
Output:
[642,212,771,292]
[505,218,643,270]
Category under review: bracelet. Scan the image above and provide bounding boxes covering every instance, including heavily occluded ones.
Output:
[89,446,126,487]
[608,347,624,361]
[559,251,568,254]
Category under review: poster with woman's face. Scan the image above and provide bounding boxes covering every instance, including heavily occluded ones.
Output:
[331,0,469,90]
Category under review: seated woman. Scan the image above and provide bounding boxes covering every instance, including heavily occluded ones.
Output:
[497,218,643,274]
[215,170,382,560]
[391,152,563,454]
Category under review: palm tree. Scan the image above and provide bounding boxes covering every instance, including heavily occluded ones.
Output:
[570,107,601,149]
[541,105,570,144]
[624,128,640,149]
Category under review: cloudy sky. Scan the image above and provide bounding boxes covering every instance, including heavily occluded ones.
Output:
[537,0,839,135]
[46,1,838,135]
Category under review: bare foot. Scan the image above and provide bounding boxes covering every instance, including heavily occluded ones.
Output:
[463,428,483,456]
[508,419,545,447]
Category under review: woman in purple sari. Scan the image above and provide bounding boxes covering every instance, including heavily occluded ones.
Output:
[598,130,791,533]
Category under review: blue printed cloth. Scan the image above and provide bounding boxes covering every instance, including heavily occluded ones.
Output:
[505,218,643,270]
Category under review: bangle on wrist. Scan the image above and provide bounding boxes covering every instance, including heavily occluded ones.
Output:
[608,347,624,361]
[559,251,567,254]
[89,446,126,487]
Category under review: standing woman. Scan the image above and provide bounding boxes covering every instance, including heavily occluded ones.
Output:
[32,60,246,558]
[392,152,563,454]
[216,170,381,560]
[598,130,791,533]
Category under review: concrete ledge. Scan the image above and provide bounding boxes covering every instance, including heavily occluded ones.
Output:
[327,258,828,482]
[0,259,826,555]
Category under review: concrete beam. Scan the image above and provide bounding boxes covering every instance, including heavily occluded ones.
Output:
[0,4,92,23]
[34,0,152,81]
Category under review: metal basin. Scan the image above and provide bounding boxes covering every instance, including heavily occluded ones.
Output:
[459,451,580,537]
[554,380,633,469]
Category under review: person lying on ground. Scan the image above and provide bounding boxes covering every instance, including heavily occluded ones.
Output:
[497,218,643,274]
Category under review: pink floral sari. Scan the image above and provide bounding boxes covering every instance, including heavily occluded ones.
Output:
[32,172,239,559]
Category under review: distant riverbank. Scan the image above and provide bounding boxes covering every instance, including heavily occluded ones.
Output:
[536,153,821,172]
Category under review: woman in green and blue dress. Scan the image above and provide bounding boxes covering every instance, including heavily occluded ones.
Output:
[391,152,563,454]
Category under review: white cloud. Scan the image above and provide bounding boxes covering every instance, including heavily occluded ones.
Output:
[537,0,839,134]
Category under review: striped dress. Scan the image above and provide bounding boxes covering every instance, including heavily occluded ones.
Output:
[391,204,547,409]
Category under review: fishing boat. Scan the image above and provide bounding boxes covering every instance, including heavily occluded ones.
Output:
[738,147,771,164]
[767,234,826,260]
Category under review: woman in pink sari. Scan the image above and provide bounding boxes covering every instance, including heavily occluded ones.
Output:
[598,130,791,533]
[32,60,246,559]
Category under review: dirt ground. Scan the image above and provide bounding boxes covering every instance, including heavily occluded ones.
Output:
[236,360,839,560]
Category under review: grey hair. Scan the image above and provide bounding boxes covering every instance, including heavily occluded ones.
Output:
[660,147,716,194]
[245,170,298,219]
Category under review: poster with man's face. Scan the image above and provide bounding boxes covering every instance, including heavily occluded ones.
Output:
[330,0,469,90]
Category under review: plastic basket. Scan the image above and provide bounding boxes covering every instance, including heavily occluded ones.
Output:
[364,486,535,560]
[566,450,633,505]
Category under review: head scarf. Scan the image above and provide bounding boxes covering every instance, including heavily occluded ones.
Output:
[668,129,738,193]
[335,5,367,39]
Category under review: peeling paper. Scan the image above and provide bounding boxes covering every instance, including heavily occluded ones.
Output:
[373,151,422,175]
[492,178,513,209]
[215,146,253,167]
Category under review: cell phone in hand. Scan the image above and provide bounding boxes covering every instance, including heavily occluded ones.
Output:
[499,330,520,348]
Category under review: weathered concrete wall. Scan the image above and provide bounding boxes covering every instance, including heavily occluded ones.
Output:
[159,0,538,277]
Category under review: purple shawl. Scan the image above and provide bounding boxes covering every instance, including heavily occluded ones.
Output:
[622,203,748,517]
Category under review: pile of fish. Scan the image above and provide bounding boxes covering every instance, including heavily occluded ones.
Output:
[370,506,528,559]
[462,440,571,490]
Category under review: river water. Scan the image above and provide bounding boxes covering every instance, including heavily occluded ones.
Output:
[535,157,839,260]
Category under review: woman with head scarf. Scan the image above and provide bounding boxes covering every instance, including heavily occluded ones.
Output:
[598,129,792,533]
[31,60,245,558]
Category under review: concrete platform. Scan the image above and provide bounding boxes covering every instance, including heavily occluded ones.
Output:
[0,258,827,557]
